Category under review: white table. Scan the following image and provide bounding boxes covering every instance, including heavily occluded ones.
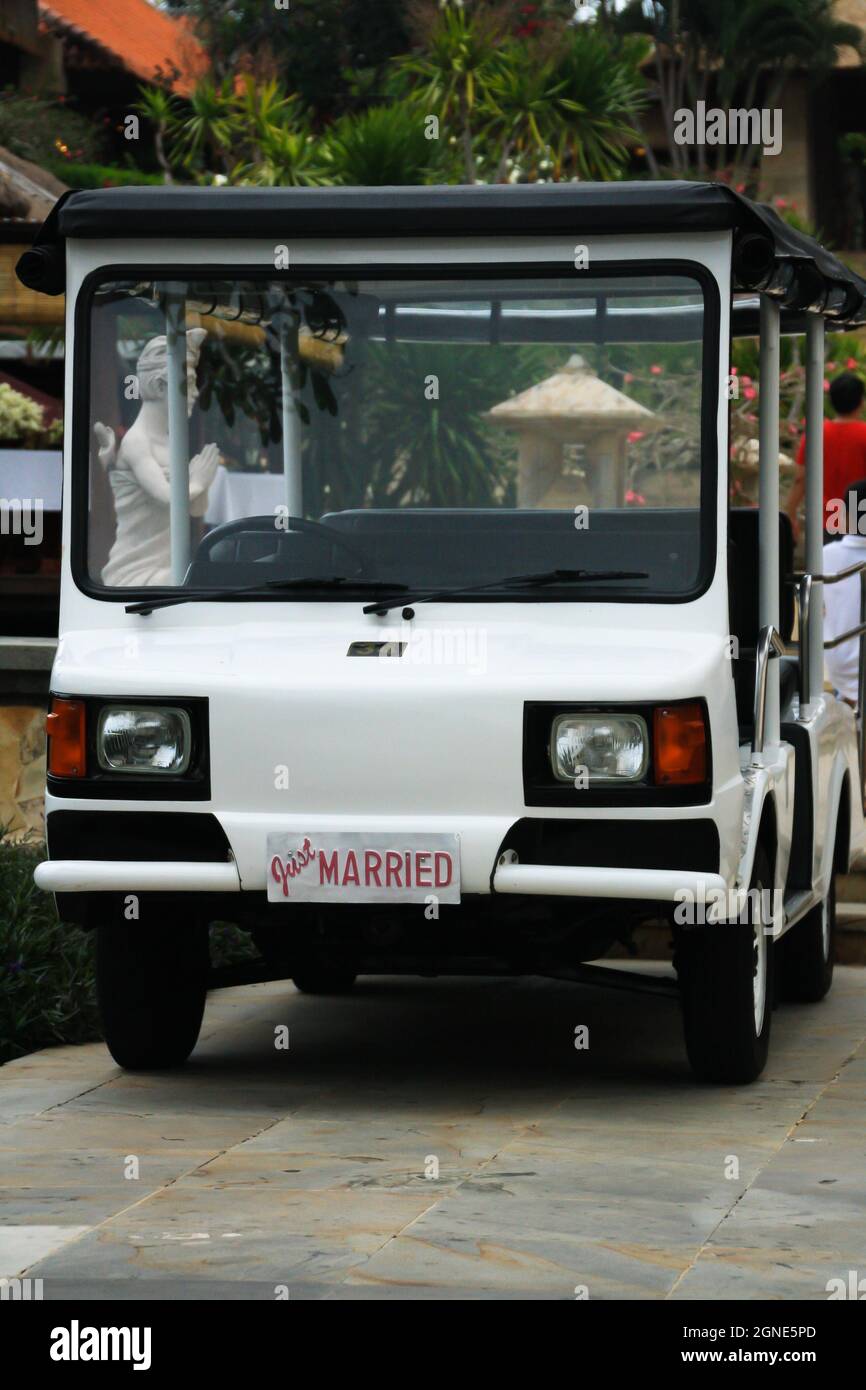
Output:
[0,450,62,511]
[204,468,287,528]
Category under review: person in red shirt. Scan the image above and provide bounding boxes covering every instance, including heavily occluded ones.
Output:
[786,372,866,540]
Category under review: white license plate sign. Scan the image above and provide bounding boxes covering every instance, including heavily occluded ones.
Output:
[267,832,461,905]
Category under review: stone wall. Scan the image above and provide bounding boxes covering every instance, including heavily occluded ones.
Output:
[0,704,46,840]
[0,638,54,842]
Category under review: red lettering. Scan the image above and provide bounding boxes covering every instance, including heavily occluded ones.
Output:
[434,852,452,888]
[385,851,403,887]
[271,855,290,898]
[365,850,382,887]
[405,851,412,887]
[319,849,339,885]
[342,850,360,886]
[416,852,432,888]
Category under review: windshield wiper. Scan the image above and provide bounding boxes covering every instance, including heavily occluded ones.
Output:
[361,568,649,615]
[126,576,409,616]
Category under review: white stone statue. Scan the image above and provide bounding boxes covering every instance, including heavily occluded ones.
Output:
[98,328,220,586]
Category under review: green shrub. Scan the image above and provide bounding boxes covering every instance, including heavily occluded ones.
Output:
[45,162,164,190]
[0,838,99,1065]
[0,838,258,1065]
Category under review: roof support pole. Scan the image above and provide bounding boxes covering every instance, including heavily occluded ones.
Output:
[759,296,781,749]
[165,286,191,584]
[804,313,825,705]
[279,317,303,518]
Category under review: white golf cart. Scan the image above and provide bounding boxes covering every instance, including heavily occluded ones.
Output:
[20,182,866,1082]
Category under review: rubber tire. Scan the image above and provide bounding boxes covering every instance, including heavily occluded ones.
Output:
[291,966,357,995]
[96,920,209,1070]
[679,847,774,1084]
[778,870,835,1004]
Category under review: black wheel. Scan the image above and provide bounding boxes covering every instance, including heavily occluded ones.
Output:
[778,865,835,1004]
[678,846,774,1084]
[292,965,357,995]
[96,918,209,1070]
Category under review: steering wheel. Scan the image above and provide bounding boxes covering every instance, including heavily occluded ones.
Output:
[196,513,375,579]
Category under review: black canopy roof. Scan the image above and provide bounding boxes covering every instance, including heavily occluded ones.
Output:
[16,181,866,328]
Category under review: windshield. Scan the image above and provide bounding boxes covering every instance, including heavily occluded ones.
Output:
[81,269,714,601]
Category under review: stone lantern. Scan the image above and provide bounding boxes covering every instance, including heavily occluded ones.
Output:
[486,354,658,509]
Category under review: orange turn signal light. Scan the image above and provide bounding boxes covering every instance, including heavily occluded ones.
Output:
[653,703,707,786]
[46,698,86,778]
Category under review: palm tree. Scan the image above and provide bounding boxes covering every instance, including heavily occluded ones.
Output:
[616,0,862,185]
[170,77,240,178]
[481,38,567,182]
[550,27,650,182]
[393,1,508,183]
[135,85,178,183]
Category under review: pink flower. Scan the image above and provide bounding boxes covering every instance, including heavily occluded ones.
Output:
[744,386,757,400]
[740,375,752,386]
[650,364,663,375]
[627,430,645,444]
[623,372,634,384]
[847,357,858,369]
[625,489,646,505]
[824,380,830,392]
[730,365,739,375]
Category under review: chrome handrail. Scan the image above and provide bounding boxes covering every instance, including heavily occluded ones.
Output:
[824,621,866,650]
[753,624,785,756]
[799,559,866,585]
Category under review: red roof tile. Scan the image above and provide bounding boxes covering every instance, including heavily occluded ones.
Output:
[39,0,208,95]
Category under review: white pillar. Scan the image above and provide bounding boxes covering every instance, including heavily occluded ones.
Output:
[280,318,303,517]
[759,297,781,747]
[165,287,190,583]
[805,314,825,704]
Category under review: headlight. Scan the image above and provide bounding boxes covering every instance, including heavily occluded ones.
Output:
[97,706,192,774]
[551,713,648,784]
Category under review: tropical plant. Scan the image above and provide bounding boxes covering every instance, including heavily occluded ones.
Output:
[135,85,179,182]
[480,37,566,181]
[550,28,649,181]
[168,77,240,177]
[392,2,648,183]
[324,102,450,186]
[352,342,554,510]
[239,126,330,187]
[393,1,508,183]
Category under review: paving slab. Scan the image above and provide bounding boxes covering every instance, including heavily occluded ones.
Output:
[0,967,864,1300]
